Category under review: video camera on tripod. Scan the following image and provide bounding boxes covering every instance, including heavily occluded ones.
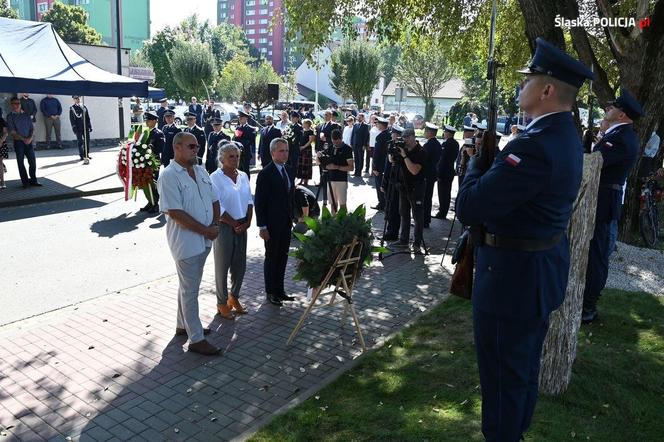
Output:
[387,138,406,160]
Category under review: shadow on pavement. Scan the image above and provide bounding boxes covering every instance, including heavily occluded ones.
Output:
[0,195,107,222]
[90,211,157,238]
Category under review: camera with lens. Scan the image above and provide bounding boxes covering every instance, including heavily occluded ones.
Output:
[388,138,406,159]
[317,143,333,168]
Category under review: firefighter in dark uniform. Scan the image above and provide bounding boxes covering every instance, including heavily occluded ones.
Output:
[582,87,643,323]
[421,122,441,227]
[455,38,594,441]
[233,110,257,178]
[183,111,206,165]
[435,124,459,219]
[160,110,182,167]
[69,95,92,161]
[156,98,169,129]
[205,117,230,173]
[380,124,404,241]
[456,125,476,185]
[371,117,390,210]
[141,111,165,214]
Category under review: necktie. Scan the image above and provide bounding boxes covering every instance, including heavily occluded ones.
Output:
[280,166,290,191]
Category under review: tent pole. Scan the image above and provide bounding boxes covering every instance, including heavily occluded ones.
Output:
[115,0,125,140]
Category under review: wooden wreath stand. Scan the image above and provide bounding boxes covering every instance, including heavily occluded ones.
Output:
[287,237,367,351]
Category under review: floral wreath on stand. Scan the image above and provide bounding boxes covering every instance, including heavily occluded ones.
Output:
[116,125,161,204]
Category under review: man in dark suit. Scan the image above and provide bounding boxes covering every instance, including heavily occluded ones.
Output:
[287,111,303,169]
[161,110,182,167]
[421,122,442,227]
[582,87,642,323]
[156,98,169,129]
[351,113,370,177]
[258,115,282,168]
[255,138,295,306]
[141,111,165,214]
[188,97,203,126]
[456,38,593,441]
[435,125,460,219]
[319,110,341,147]
[233,110,257,178]
[371,117,390,210]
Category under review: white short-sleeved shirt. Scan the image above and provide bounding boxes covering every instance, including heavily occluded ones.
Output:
[342,126,353,146]
[157,162,218,261]
[369,126,380,147]
[209,169,253,220]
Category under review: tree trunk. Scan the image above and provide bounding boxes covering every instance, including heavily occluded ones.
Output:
[539,152,603,395]
[424,99,435,122]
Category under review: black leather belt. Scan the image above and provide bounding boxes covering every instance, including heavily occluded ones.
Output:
[599,183,622,190]
[484,232,563,252]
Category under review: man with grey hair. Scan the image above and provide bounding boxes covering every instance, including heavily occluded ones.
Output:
[158,131,221,355]
[254,138,295,306]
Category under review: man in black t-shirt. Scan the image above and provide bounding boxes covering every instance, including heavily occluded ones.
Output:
[393,128,427,252]
[323,129,354,214]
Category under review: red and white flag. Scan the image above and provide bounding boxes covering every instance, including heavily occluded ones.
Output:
[505,153,522,167]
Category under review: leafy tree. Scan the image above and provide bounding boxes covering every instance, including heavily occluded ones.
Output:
[216,58,252,102]
[41,2,102,45]
[378,43,401,87]
[330,40,381,107]
[0,1,18,19]
[242,62,282,116]
[395,37,456,121]
[217,59,280,114]
[169,40,216,100]
[142,27,183,98]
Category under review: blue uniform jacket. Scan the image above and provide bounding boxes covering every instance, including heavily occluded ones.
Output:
[161,124,182,167]
[456,112,583,319]
[592,123,639,223]
[422,137,441,179]
[372,130,390,173]
[438,137,460,181]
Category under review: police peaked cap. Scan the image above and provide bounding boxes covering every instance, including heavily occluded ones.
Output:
[517,37,594,88]
[424,122,439,131]
[443,124,457,133]
[144,111,158,121]
[163,110,175,116]
[375,117,389,125]
[211,118,223,125]
[391,124,404,134]
[184,111,196,118]
[609,87,644,120]
[238,110,253,118]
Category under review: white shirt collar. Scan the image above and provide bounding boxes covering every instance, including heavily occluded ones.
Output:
[525,111,568,130]
[604,122,629,136]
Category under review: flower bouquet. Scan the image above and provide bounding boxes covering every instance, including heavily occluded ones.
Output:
[290,205,387,289]
[117,125,161,204]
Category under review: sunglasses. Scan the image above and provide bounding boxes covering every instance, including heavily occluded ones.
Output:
[184,143,199,150]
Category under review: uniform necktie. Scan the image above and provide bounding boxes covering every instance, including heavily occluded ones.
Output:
[280,166,289,190]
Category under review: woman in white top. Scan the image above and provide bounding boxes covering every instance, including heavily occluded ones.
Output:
[210,141,253,319]
[276,111,289,131]
[368,114,381,174]
[342,115,354,146]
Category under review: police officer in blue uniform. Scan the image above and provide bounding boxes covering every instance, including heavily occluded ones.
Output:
[456,38,594,442]
[141,111,165,214]
[160,110,182,167]
[421,122,441,227]
[233,110,257,178]
[582,88,643,323]
[435,124,459,219]
[371,117,390,210]
[156,98,169,129]
[205,117,230,173]
[183,111,206,165]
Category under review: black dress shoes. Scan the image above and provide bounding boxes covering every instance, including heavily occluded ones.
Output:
[278,294,296,301]
[266,294,283,306]
[581,308,598,324]
[140,202,153,212]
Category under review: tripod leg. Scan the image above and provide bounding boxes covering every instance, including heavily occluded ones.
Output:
[441,215,457,265]
[287,288,322,346]
[349,305,367,351]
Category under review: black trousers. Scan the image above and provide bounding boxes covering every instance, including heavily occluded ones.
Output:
[437,177,454,218]
[399,180,425,246]
[352,145,364,176]
[364,148,371,173]
[384,178,400,237]
[374,173,385,208]
[423,176,436,225]
[583,220,611,311]
[75,130,90,159]
[264,224,292,296]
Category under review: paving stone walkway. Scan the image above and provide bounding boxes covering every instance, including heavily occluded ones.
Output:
[0,199,459,441]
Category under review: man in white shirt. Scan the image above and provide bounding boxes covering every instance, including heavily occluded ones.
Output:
[158,132,221,356]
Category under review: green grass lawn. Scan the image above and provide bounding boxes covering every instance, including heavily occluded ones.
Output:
[250,290,664,441]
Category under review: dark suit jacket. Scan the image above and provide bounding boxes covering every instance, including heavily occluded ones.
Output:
[350,122,370,149]
[319,121,341,146]
[255,162,295,231]
[422,137,442,179]
[373,130,391,173]
[233,124,257,175]
[259,125,282,160]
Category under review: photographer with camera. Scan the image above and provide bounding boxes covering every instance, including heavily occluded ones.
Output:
[321,129,354,214]
[390,128,427,253]
[379,124,405,241]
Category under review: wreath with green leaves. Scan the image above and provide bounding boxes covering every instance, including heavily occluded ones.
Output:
[290,205,386,288]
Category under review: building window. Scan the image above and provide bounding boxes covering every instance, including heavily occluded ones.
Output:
[259,0,268,4]
[268,50,272,56]
[230,4,234,9]
[259,8,268,14]
[260,28,268,34]
[249,38,256,44]
[268,41,273,46]
[269,1,273,5]
[246,19,255,25]
[247,29,255,34]
[259,37,268,44]
[260,47,267,53]
[220,12,227,18]
[259,19,268,24]
[246,0,256,6]
[246,9,255,15]
[219,3,226,8]
[37,2,49,13]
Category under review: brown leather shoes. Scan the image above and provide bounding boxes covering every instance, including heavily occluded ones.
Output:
[188,339,221,355]
[227,294,247,314]
[175,328,211,337]
[217,303,235,320]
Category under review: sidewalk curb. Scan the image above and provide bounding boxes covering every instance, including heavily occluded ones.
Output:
[0,186,124,209]
[233,293,451,442]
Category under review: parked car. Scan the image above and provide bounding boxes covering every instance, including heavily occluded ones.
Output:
[214,103,238,128]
